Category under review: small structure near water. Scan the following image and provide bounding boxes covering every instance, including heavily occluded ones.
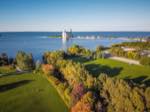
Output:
[62,29,73,42]
[62,29,73,51]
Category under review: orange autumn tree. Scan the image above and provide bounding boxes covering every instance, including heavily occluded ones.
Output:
[42,64,55,75]
[71,92,95,112]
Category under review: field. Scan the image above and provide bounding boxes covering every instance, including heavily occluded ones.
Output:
[70,56,150,86]
[85,59,150,85]
[0,69,68,112]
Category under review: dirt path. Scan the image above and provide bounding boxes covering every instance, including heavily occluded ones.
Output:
[109,56,140,65]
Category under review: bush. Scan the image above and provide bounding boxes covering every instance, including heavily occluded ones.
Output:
[16,51,35,70]
[140,57,150,66]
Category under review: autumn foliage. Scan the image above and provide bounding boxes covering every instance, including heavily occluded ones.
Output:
[42,64,55,75]
[71,92,95,112]
[71,83,85,105]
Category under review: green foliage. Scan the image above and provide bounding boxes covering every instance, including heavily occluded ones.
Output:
[113,41,150,50]
[16,51,35,70]
[67,44,92,58]
[111,42,150,64]
[43,50,65,64]
[140,57,150,66]
[58,60,95,89]
[110,47,126,57]
[145,87,150,110]
[0,53,9,66]
[110,46,142,61]
[97,74,149,112]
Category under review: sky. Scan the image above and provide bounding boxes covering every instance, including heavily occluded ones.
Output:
[0,0,150,31]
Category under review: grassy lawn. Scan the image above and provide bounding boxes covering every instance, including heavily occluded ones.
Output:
[69,56,150,86]
[0,71,68,112]
[84,59,150,85]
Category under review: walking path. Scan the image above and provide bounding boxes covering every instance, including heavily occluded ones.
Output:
[109,56,140,65]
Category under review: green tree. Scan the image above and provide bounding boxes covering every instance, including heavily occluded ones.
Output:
[16,51,34,70]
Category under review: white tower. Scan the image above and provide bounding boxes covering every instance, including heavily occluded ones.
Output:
[62,30,70,42]
[62,29,73,51]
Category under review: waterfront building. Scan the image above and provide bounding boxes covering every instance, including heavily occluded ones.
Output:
[62,29,73,42]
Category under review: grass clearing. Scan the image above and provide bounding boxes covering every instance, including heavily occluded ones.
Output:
[0,71,68,112]
[84,59,150,85]
[69,56,150,85]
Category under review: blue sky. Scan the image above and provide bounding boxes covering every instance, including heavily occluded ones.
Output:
[0,0,150,31]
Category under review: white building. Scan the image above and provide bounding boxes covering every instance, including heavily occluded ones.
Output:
[62,29,73,42]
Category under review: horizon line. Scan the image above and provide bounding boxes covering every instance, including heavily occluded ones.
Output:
[1,30,150,33]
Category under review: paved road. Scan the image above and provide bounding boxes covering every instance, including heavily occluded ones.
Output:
[109,56,140,65]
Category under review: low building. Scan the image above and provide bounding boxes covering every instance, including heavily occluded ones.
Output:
[121,47,136,52]
[140,50,150,57]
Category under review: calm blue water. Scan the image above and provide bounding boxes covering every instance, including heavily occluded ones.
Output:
[0,32,150,60]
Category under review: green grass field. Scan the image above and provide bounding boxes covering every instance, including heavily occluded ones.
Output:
[84,59,150,85]
[0,71,68,112]
[69,56,150,86]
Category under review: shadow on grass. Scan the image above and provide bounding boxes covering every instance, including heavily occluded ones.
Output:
[0,80,33,92]
[0,71,31,78]
[67,56,90,63]
[85,63,123,77]
[125,76,150,86]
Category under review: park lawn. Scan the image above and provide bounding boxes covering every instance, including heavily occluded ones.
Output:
[0,71,68,112]
[84,59,150,85]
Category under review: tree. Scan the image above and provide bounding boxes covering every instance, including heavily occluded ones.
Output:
[71,92,95,112]
[71,83,85,105]
[67,44,92,58]
[145,87,150,111]
[16,51,35,70]
[97,74,147,112]
[43,51,65,65]
[0,53,9,66]
[42,64,55,75]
